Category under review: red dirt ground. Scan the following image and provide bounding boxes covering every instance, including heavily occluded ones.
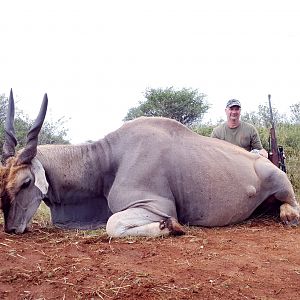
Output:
[0,217,300,300]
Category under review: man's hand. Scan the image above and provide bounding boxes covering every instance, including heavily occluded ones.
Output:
[251,148,268,158]
[259,149,268,158]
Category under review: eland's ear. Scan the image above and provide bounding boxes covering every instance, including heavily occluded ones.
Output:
[2,89,17,164]
[31,158,48,195]
[17,94,48,165]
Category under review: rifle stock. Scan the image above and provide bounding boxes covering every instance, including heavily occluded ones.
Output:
[269,127,280,166]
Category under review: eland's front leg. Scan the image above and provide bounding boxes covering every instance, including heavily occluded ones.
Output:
[106,208,185,237]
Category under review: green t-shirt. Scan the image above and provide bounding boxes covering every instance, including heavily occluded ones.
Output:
[211,121,263,151]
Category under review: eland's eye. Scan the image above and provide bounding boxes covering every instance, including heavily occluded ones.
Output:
[21,178,31,190]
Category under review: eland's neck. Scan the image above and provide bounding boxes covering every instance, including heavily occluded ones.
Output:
[36,140,109,197]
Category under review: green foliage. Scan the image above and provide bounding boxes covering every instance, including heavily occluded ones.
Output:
[38,117,70,146]
[124,87,209,127]
[271,124,300,194]
[0,93,70,151]
[290,102,300,124]
[287,154,300,197]
[275,124,300,152]
[242,103,283,128]
[0,94,7,123]
[193,124,214,137]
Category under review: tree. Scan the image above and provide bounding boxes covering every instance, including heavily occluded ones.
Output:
[241,103,284,127]
[124,87,209,126]
[0,93,69,151]
[290,102,300,124]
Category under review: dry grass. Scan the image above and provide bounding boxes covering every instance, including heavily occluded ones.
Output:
[31,201,52,227]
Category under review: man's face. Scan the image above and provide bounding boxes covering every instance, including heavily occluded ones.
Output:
[225,105,241,122]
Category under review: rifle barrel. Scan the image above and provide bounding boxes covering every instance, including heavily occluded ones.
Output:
[268,94,275,127]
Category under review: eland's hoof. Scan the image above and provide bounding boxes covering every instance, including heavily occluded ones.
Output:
[159,217,185,236]
[280,203,300,226]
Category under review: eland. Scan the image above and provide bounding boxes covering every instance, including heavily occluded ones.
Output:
[0,90,299,237]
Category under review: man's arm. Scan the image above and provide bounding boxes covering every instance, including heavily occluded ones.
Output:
[251,128,268,158]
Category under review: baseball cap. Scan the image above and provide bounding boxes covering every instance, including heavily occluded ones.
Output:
[226,99,241,108]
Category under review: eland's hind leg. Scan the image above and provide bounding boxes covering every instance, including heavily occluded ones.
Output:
[255,158,300,225]
[279,202,300,225]
[274,182,300,225]
[256,159,300,225]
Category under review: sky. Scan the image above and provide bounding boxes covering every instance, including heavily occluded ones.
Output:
[1,0,300,143]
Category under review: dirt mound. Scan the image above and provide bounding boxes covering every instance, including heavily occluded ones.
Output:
[0,218,299,299]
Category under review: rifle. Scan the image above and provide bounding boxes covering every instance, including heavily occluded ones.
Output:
[268,94,286,172]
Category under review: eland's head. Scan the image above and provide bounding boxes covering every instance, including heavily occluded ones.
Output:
[0,90,48,233]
